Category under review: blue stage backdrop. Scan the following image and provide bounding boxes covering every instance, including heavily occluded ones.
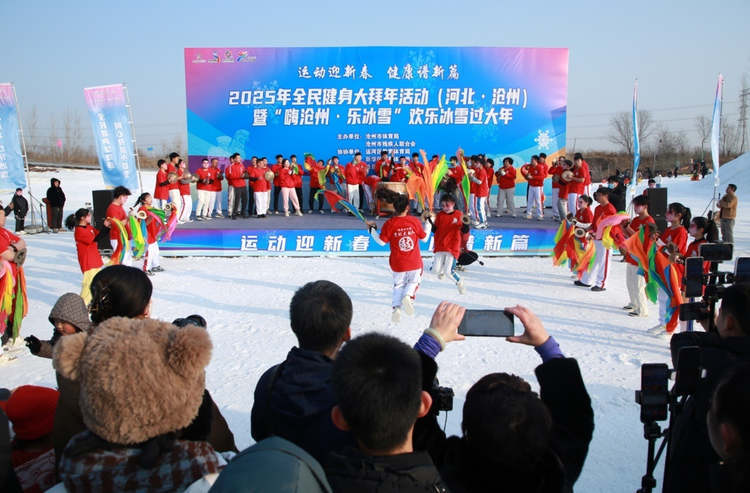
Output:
[184,46,568,195]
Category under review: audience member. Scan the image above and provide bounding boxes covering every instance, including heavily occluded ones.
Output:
[717,184,738,244]
[664,283,750,492]
[706,363,750,493]
[53,316,222,491]
[52,266,236,475]
[251,280,356,463]
[324,332,448,492]
[5,385,59,492]
[24,293,92,359]
[413,304,594,493]
[210,437,333,493]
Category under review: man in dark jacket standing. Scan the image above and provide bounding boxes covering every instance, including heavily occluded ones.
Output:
[413,305,594,493]
[10,189,28,235]
[251,280,357,463]
[46,178,65,233]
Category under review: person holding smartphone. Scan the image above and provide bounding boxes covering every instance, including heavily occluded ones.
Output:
[413,303,594,493]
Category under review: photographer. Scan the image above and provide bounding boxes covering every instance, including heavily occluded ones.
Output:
[664,283,750,493]
[414,305,594,493]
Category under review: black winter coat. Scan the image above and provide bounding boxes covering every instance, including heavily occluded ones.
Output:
[251,347,357,464]
[414,357,594,493]
[46,179,66,207]
[663,332,750,493]
[11,195,28,218]
[324,448,448,493]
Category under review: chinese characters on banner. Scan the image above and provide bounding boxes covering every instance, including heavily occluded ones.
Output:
[0,83,28,191]
[83,84,139,191]
[160,228,557,257]
[185,47,568,172]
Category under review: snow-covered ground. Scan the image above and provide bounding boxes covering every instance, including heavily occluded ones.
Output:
[3,153,749,492]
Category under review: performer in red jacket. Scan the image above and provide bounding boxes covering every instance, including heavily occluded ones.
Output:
[105,186,132,266]
[153,160,170,209]
[429,194,470,294]
[495,157,517,217]
[65,208,110,304]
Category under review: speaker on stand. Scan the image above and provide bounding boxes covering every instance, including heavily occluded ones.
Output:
[647,187,668,234]
[92,190,114,252]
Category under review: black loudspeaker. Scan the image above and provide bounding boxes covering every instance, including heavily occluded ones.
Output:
[92,189,114,251]
[648,187,668,234]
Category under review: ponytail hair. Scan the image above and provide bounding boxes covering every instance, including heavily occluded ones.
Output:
[692,216,719,243]
[65,208,90,231]
[136,192,150,207]
[375,187,409,215]
[668,202,691,230]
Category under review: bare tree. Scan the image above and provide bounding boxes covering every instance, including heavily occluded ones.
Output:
[48,111,59,162]
[160,138,169,157]
[171,133,183,155]
[62,106,74,161]
[25,105,38,157]
[719,120,740,160]
[694,115,711,161]
[605,110,655,159]
[654,125,689,166]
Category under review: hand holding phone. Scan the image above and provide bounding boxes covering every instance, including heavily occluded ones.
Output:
[458,309,514,337]
[429,302,466,343]
[505,305,550,347]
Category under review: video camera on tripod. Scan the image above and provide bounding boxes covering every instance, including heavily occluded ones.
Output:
[678,243,750,332]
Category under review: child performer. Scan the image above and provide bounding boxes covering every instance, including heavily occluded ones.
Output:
[576,188,616,291]
[621,195,656,317]
[106,186,132,266]
[365,188,432,323]
[678,216,719,332]
[135,193,163,276]
[429,194,469,294]
[65,208,110,303]
[648,202,691,338]
[308,159,326,213]
[153,159,170,209]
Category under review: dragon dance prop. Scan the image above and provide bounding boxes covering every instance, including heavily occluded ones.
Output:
[314,190,366,222]
[0,260,27,342]
[106,217,129,266]
[129,215,146,258]
[551,220,595,277]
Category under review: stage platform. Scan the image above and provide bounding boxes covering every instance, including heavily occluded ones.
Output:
[160,209,560,257]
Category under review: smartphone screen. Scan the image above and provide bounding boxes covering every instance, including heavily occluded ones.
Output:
[639,363,669,422]
[458,310,514,337]
[683,257,704,298]
[699,243,733,262]
[734,257,750,284]
[679,301,706,321]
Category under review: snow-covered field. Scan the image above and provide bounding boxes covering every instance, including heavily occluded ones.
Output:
[3,154,749,492]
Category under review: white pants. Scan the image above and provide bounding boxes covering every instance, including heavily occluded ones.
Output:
[469,193,477,219]
[392,269,421,308]
[281,187,299,212]
[111,239,132,267]
[180,194,192,221]
[568,192,579,215]
[169,189,181,219]
[254,191,269,215]
[153,198,167,210]
[144,242,160,272]
[347,184,360,209]
[527,186,543,217]
[584,184,591,197]
[496,188,516,215]
[227,187,235,214]
[196,190,211,217]
[364,185,375,211]
[658,290,668,327]
[475,196,487,224]
[581,240,611,288]
[432,251,461,283]
[209,191,221,215]
[626,263,649,315]
[551,189,560,218]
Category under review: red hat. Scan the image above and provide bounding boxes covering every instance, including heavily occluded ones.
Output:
[5,385,59,440]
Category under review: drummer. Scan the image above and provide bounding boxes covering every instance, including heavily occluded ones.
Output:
[153,159,170,209]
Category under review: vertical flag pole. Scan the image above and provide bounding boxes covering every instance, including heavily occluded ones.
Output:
[123,83,143,194]
[629,79,640,206]
[11,83,38,230]
[710,74,724,215]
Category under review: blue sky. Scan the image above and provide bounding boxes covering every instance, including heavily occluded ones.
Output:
[2,0,748,153]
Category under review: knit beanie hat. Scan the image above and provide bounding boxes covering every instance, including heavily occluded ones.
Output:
[48,293,93,334]
[52,316,212,445]
[5,385,60,440]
